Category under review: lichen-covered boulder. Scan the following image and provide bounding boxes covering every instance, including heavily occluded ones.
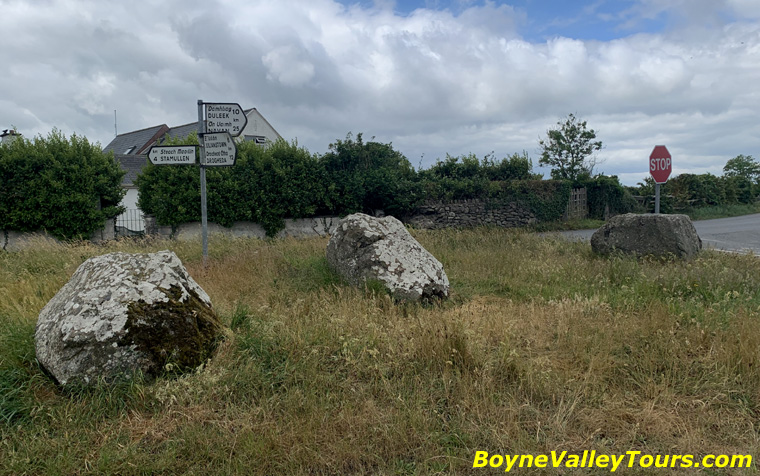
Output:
[591,213,702,259]
[35,251,223,386]
[326,213,449,302]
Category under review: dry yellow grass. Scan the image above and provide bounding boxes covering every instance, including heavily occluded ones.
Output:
[1,229,759,475]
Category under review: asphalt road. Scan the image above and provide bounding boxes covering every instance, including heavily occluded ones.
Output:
[551,213,760,254]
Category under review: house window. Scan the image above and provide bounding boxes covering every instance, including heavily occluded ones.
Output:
[244,135,268,145]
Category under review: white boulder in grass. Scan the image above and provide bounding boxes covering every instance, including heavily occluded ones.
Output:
[326,213,449,302]
[35,251,223,386]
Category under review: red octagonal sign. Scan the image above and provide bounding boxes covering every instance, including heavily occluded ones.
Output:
[649,145,672,184]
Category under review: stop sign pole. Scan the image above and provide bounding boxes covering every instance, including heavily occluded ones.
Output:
[649,145,672,214]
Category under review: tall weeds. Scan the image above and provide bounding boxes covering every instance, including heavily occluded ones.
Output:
[1,230,758,475]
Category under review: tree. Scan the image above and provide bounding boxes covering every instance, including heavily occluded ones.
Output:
[723,154,760,183]
[320,132,420,216]
[538,114,602,182]
[0,130,124,240]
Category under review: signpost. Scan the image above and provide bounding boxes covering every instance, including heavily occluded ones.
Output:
[649,145,672,214]
[153,100,248,266]
[147,145,197,165]
[204,103,247,137]
[197,100,247,265]
[202,132,237,167]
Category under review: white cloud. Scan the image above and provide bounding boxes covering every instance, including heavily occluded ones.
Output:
[0,0,759,184]
[262,46,316,86]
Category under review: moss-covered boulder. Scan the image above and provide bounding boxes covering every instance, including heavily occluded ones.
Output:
[35,251,223,386]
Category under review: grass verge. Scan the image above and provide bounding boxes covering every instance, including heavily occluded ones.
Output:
[1,230,759,475]
[685,202,760,221]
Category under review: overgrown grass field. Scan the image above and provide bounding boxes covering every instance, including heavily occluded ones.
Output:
[1,230,759,475]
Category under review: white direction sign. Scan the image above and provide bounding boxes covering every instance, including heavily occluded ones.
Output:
[203,132,237,167]
[147,145,197,165]
[205,103,247,137]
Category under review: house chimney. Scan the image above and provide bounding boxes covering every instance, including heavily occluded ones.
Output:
[1,129,20,145]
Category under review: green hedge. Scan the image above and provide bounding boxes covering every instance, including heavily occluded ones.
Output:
[136,134,572,236]
[0,130,124,240]
[137,137,328,237]
[320,133,421,217]
[633,173,758,213]
[581,175,638,219]
[495,180,571,222]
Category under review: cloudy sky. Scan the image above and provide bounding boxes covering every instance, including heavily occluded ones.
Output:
[1,0,759,185]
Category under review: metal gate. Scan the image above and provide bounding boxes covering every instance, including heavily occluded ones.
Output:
[115,209,145,237]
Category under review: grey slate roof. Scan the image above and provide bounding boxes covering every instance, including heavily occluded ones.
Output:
[103,125,169,155]
[163,122,200,142]
[113,154,148,187]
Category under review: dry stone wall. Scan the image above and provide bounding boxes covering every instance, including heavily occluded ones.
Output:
[403,199,537,229]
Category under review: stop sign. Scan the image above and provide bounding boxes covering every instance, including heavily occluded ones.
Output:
[649,145,672,184]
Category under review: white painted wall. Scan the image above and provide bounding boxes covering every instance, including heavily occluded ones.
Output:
[116,188,145,232]
[238,109,282,145]
[121,188,139,210]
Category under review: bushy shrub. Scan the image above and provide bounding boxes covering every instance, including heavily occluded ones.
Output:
[668,173,725,208]
[320,133,421,217]
[721,175,755,204]
[496,180,572,222]
[483,151,535,181]
[238,139,330,236]
[418,152,536,202]
[137,136,329,236]
[0,130,124,240]
[135,133,207,227]
[632,172,758,213]
[581,175,638,219]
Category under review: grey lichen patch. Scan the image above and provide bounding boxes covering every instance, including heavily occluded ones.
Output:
[125,284,223,378]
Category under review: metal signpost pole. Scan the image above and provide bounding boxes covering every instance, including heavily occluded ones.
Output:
[198,99,209,266]
[654,183,660,214]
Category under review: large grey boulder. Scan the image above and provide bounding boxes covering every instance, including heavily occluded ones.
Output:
[327,213,449,302]
[35,251,223,386]
[591,213,702,259]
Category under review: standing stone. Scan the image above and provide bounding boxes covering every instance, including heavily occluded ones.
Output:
[327,213,449,302]
[591,213,702,258]
[35,251,223,386]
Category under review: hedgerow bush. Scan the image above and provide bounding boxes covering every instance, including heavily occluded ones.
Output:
[417,154,568,221]
[240,139,330,235]
[320,133,421,217]
[581,175,638,219]
[137,136,329,236]
[418,152,536,201]
[633,172,758,213]
[0,130,124,240]
[137,133,572,235]
[496,179,572,222]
